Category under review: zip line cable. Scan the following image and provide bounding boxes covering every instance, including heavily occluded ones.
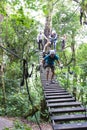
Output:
[54,0,84,31]
[56,5,80,28]
[67,6,80,22]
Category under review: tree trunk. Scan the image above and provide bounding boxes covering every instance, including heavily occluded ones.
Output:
[44,1,53,44]
[0,57,6,111]
[71,33,77,87]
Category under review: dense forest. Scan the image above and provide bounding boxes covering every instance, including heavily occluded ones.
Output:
[0,0,87,129]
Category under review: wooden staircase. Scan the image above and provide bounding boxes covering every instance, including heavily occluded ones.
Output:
[39,52,87,130]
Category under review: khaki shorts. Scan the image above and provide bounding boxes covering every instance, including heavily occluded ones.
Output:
[45,64,55,72]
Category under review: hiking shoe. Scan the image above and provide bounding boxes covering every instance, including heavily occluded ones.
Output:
[46,82,49,86]
[50,80,55,84]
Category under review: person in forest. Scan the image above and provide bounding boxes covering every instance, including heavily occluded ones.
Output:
[42,41,51,57]
[37,31,48,50]
[61,34,66,50]
[42,49,63,85]
[42,30,58,56]
[49,30,58,50]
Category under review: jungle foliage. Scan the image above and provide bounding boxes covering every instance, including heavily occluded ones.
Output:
[0,0,87,124]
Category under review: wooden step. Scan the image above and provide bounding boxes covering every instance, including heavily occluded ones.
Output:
[47,101,81,107]
[44,90,67,93]
[46,97,75,103]
[48,86,62,89]
[44,92,69,96]
[53,122,87,130]
[51,114,87,122]
[45,95,72,99]
[49,107,86,114]
[43,88,65,91]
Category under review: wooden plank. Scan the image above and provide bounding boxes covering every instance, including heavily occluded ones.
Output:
[44,90,67,93]
[43,87,63,89]
[51,114,87,122]
[44,92,69,96]
[53,122,87,130]
[45,95,72,99]
[49,107,86,113]
[46,97,75,103]
[47,101,81,107]
[43,87,65,92]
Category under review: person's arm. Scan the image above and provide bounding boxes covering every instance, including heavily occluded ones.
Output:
[42,55,48,63]
[57,60,63,68]
[55,55,63,68]
[41,58,44,63]
[57,60,61,65]
[43,42,51,52]
[40,58,45,66]
[54,34,58,40]
[40,57,46,67]
[43,33,49,42]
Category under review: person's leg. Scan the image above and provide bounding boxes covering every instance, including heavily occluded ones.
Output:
[43,42,51,52]
[38,41,40,50]
[46,70,49,81]
[41,40,43,50]
[54,41,56,50]
[50,66,55,83]
[46,67,50,85]
[39,40,42,50]
[51,69,54,81]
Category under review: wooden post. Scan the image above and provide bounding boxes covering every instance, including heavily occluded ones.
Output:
[72,87,77,101]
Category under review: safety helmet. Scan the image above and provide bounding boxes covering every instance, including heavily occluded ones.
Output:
[50,50,55,55]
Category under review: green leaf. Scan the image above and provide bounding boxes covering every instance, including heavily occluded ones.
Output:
[42,5,49,15]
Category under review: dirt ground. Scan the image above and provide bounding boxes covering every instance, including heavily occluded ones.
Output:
[0,117,53,130]
[0,117,13,130]
[27,122,53,130]
[20,118,53,130]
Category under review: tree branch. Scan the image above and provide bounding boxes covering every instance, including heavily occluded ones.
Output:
[73,0,80,3]
[23,105,39,118]
[53,0,59,6]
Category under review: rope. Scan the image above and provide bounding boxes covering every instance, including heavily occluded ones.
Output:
[0,45,37,60]
[25,78,42,130]
[0,45,21,59]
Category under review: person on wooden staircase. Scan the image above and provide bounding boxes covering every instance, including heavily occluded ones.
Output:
[42,50,63,86]
[42,30,58,57]
[42,41,51,58]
